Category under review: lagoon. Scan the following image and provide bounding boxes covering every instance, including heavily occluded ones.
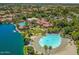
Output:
[0,24,24,55]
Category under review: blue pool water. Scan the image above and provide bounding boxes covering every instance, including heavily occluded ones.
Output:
[39,34,61,48]
[19,22,26,26]
[0,24,24,55]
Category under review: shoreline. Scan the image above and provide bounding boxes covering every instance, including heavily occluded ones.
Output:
[14,24,21,33]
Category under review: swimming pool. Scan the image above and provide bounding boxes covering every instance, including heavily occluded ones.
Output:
[19,22,26,26]
[39,34,62,48]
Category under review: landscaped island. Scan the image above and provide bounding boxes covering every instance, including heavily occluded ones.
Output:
[0,4,79,55]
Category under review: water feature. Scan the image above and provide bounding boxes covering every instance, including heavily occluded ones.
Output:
[18,22,26,26]
[39,34,62,48]
[0,24,24,55]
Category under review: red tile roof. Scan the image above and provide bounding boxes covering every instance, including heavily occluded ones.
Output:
[36,18,53,27]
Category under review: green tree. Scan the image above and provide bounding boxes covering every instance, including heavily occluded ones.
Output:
[63,26,72,34]
[44,45,48,54]
[49,46,52,55]
[71,31,79,41]
[77,48,79,55]
[53,20,68,28]
[27,46,35,55]
[22,16,26,20]
[51,27,61,33]
[24,46,28,55]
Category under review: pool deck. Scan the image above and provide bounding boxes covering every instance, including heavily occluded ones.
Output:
[31,36,77,55]
[55,39,77,55]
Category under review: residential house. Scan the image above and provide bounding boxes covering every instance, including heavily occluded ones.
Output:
[36,18,53,27]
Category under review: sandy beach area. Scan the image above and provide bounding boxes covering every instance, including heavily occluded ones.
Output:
[31,36,77,55]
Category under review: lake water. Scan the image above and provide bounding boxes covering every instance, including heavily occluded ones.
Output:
[0,24,24,55]
[39,34,61,48]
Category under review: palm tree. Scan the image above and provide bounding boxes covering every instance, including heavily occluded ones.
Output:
[44,45,48,54]
[48,46,52,55]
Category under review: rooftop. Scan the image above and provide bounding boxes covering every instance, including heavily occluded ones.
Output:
[36,18,53,27]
